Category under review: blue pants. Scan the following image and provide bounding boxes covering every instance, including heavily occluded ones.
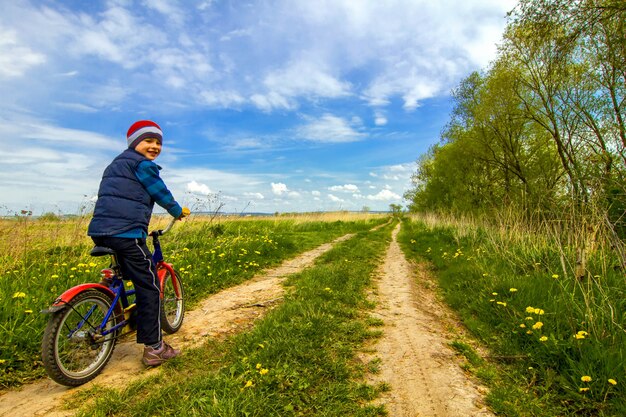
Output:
[91,237,162,346]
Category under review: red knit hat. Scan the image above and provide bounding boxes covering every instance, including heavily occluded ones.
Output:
[127,120,163,148]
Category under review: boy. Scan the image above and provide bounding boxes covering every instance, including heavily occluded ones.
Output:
[88,120,189,366]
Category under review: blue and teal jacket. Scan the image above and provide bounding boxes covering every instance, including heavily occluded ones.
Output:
[88,148,182,238]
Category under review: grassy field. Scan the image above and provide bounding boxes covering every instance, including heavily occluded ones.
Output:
[398,215,625,417]
[0,212,388,388]
[65,219,396,416]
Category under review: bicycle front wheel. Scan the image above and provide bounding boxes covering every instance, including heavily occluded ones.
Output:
[160,268,185,334]
[41,290,118,386]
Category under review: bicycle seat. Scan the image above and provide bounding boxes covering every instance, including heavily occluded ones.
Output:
[90,246,117,257]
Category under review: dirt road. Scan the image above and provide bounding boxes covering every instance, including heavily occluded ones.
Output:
[366,224,493,416]
[0,225,492,416]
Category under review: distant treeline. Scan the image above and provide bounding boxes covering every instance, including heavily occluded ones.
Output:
[405,0,626,235]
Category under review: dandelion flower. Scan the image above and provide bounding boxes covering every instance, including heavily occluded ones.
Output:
[12,292,26,299]
[24,310,33,314]
[519,324,526,328]
[532,322,543,330]
[581,376,592,382]
[259,368,269,375]
[608,379,617,385]
[492,292,498,296]
[552,274,559,279]
[539,336,548,342]
[244,380,254,388]
[534,308,545,315]
[509,288,518,292]
[575,331,588,339]
[0,359,5,364]
[525,306,535,313]
[579,387,589,392]
[497,301,507,307]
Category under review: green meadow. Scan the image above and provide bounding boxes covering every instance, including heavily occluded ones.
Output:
[0,213,386,388]
[399,215,625,417]
[2,212,624,416]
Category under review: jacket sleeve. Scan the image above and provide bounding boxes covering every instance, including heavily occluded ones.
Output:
[135,161,183,218]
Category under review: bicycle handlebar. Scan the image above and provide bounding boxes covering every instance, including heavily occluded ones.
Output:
[150,207,190,236]
[149,218,176,237]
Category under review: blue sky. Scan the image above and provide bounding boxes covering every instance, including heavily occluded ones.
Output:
[0,0,515,215]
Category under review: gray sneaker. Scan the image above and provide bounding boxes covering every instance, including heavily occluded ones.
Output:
[142,342,180,366]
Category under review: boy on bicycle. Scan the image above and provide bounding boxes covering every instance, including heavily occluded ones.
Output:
[88,120,189,366]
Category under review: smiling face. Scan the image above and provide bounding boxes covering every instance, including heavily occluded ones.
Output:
[134,137,162,160]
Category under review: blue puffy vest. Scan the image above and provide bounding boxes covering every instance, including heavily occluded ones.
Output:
[88,149,155,237]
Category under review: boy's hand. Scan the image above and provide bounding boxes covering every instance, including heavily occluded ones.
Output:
[179,207,191,219]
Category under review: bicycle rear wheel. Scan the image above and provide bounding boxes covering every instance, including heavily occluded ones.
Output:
[41,290,118,386]
[159,268,185,334]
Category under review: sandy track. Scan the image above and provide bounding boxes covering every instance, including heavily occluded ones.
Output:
[0,234,353,417]
[367,224,493,416]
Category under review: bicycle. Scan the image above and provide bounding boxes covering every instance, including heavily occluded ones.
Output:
[41,217,185,387]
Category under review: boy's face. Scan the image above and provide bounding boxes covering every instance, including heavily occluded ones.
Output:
[134,137,162,160]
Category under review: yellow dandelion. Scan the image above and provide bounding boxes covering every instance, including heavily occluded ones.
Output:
[0,359,5,364]
[525,306,535,313]
[575,331,588,339]
[579,387,589,392]
[12,292,26,299]
[519,324,526,328]
[509,288,518,292]
[496,301,507,307]
[539,336,548,342]
[51,275,59,278]
[526,330,533,334]
[608,379,617,385]
[532,322,543,330]
[243,380,254,388]
[24,310,33,314]
[534,308,545,315]
[552,274,559,279]
[259,368,269,375]
[581,376,592,382]
[258,343,265,349]
[492,292,498,296]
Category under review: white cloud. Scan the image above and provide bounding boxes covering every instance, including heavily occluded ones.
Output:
[263,59,351,100]
[374,111,387,126]
[297,114,365,143]
[186,180,212,195]
[0,29,46,78]
[244,192,265,199]
[271,182,288,195]
[329,184,360,193]
[328,194,343,203]
[366,189,402,201]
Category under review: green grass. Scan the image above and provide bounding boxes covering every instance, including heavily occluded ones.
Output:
[67,220,396,416]
[0,215,387,388]
[397,217,625,417]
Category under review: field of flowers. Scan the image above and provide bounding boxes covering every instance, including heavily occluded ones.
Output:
[0,213,386,388]
[398,216,625,417]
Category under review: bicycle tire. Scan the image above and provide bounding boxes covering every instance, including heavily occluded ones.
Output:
[41,290,118,386]
[159,268,185,334]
